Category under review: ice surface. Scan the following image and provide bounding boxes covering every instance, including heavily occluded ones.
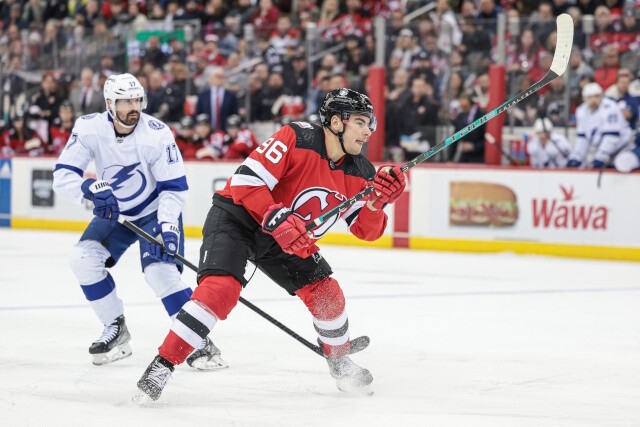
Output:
[1,229,640,426]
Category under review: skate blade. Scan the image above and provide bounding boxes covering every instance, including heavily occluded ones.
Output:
[92,343,132,366]
[132,390,155,406]
[189,355,229,371]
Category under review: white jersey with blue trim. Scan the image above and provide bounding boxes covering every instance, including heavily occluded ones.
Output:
[527,132,572,168]
[53,111,187,223]
[570,97,633,165]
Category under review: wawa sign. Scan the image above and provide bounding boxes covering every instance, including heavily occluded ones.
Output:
[532,184,608,230]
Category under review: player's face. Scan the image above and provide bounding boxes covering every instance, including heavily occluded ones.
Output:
[585,94,601,111]
[114,98,142,126]
[59,107,73,122]
[343,114,372,155]
[227,127,238,139]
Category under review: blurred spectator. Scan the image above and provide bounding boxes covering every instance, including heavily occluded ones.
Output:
[471,72,490,110]
[432,0,462,55]
[589,5,614,54]
[22,0,46,29]
[453,93,486,163]
[4,3,25,30]
[203,34,228,67]
[568,48,595,103]
[31,73,63,128]
[44,0,69,21]
[605,68,640,131]
[81,0,102,30]
[386,68,411,147]
[270,14,300,56]
[566,7,587,50]
[595,45,620,91]
[222,114,259,159]
[229,0,257,27]
[318,0,340,29]
[527,117,572,168]
[253,70,286,121]
[283,52,308,98]
[540,76,569,127]
[324,0,372,41]
[458,16,492,65]
[195,67,239,131]
[392,28,420,71]
[144,36,167,69]
[475,0,500,36]
[531,2,556,46]
[163,63,191,123]
[49,100,74,155]
[251,0,280,36]
[174,116,202,160]
[342,35,373,78]
[397,77,439,159]
[527,50,553,96]
[1,113,45,156]
[145,70,166,117]
[69,68,104,117]
[507,29,542,77]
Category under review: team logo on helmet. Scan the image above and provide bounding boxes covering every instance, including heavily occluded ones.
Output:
[291,187,347,238]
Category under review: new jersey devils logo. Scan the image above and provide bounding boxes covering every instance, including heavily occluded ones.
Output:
[291,187,347,238]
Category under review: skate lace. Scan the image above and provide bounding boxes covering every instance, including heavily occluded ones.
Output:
[96,323,119,344]
[147,362,172,389]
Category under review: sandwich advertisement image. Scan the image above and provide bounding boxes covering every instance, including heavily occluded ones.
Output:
[449,181,519,227]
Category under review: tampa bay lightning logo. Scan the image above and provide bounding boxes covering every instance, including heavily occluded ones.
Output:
[102,163,146,202]
[148,120,165,130]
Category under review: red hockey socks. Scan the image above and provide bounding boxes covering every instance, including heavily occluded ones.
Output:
[296,277,350,358]
[159,275,241,365]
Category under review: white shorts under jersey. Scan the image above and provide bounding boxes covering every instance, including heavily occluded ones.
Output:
[53,112,187,223]
[570,97,633,165]
[527,133,572,168]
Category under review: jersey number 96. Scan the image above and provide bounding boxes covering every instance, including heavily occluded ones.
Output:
[256,138,287,164]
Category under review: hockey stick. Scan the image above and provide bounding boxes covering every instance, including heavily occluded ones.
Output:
[117,217,369,357]
[306,14,574,232]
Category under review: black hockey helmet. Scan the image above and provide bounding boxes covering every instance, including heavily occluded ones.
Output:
[226,114,242,129]
[319,88,377,132]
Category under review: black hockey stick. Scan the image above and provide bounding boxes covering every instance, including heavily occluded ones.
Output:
[117,217,369,357]
[306,14,574,232]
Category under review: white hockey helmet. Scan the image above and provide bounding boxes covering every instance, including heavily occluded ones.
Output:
[581,82,603,98]
[103,73,147,128]
[533,117,553,133]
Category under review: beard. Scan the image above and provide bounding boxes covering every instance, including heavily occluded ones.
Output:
[118,111,140,126]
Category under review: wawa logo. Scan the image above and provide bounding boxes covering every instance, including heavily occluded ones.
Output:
[532,185,608,230]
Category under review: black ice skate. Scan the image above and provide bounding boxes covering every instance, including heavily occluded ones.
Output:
[186,337,228,371]
[326,355,373,395]
[89,315,132,365]
[133,355,174,404]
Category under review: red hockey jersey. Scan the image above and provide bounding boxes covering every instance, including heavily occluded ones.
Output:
[218,121,387,255]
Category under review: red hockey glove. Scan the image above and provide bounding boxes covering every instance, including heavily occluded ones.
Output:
[262,203,313,254]
[369,165,406,211]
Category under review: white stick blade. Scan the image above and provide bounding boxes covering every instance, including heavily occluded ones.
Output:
[549,13,574,76]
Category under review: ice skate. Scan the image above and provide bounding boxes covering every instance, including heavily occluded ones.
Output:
[326,355,373,395]
[186,337,228,370]
[133,355,174,404]
[89,315,132,365]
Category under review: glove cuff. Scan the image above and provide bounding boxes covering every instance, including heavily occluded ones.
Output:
[81,178,97,198]
[160,221,180,235]
[262,203,290,232]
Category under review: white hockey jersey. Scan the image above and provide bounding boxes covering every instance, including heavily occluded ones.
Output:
[570,97,633,165]
[527,133,572,168]
[53,112,187,223]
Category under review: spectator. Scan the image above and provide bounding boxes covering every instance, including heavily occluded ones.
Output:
[195,66,239,131]
[527,117,572,168]
[21,0,46,29]
[458,16,492,64]
[595,45,620,91]
[453,93,486,163]
[397,77,439,158]
[531,2,556,46]
[392,28,420,71]
[540,76,570,127]
[81,0,101,30]
[326,0,373,41]
[605,68,640,132]
[174,116,203,160]
[144,36,167,69]
[432,0,462,55]
[475,0,500,36]
[318,0,340,29]
[589,6,615,54]
[31,73,63,128]
[253,70,286,121]
[283,52,308,98]
[472,72,490,110]
[49,100,74,155]
[386,68,412,147]
[269,14,300,56]
[507,29,542,77]
[568,48,595,102]
[251,0,280,36]
[145,70,166,118]
[69,68,104,117]
[163,63,190,123]
[1,113,45,156]
[222,114,259,160]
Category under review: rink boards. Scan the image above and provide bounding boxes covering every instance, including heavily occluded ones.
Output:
[2,157,640,261]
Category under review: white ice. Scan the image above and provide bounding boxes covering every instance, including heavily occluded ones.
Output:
[1,228,640,427]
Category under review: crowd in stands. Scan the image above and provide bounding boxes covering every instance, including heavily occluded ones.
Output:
[1,0,639,165]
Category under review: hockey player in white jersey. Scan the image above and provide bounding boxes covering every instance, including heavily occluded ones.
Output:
[52,73,225,369]
[527,117,572,168]
[568,82,633,168]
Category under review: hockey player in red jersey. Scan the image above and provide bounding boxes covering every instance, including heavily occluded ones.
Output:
[135,88,406,402]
